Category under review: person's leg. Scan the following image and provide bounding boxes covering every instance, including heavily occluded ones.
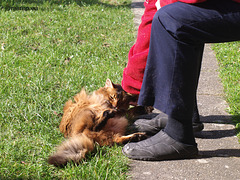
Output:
[121,0,202,125]
[123,0,240,160]
[130,5,204,137]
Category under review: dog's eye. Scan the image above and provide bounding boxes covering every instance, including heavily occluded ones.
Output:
[109,95,116,100]
[109,95,114,100]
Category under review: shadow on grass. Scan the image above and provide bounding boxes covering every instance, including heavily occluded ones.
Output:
[232,114,240,133]
[131,1,144,8]
[0,0,131,11]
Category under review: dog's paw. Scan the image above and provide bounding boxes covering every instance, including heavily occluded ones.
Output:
[130,132,147,142]
[103,109,116,118]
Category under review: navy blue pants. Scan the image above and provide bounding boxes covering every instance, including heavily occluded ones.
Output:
[138,0,240,145]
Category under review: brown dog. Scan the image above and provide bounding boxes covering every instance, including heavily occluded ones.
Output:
[48,79,146,167]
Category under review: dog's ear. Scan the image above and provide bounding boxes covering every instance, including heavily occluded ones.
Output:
[105,78,114,88]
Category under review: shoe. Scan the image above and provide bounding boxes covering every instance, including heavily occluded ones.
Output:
[122,130,198,161]
[131,113,168,135]
[192,122,204,132]
[131,113,204,135]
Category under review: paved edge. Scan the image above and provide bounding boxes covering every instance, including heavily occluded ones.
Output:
[127,1,240,180]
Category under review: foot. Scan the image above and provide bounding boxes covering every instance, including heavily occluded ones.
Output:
[131,113,204,135]
[122,130,198,161]
[131,113,168,135]
[192,122,204,132]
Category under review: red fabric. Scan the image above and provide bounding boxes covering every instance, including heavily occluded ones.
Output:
[160,0,206,7]
[122,0,157,94]
[122,0,240,94]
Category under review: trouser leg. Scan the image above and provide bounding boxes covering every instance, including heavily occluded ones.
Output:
[192,44,204,123]
[138,0,240,145]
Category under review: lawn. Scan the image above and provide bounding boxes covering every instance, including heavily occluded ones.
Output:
[0,0,135,179]
[212,42,240,140]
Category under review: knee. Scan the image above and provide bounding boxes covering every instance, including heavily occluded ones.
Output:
[152,2,192,41]
[153,4,182,34]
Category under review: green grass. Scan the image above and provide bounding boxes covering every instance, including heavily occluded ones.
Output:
[0,0,135,179]
[212,42,240,141]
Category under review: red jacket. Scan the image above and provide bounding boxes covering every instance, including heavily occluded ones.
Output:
[122,0,240,95]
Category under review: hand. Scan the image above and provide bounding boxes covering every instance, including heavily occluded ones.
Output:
[127,93,139,106]
[129,101,138,106]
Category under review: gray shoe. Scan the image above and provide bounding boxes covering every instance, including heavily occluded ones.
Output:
[192,122,204,133]
[132,113,168,135]
[122,130,198,161]
[131,113,204,135]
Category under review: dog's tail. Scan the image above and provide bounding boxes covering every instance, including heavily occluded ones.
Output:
[48,134,94,167]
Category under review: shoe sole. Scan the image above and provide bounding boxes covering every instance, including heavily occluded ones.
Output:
[122,147,199,161]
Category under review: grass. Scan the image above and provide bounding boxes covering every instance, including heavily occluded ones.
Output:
[0,0,135,179]
[212,42,240,141]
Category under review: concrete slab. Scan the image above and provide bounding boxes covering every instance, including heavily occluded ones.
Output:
[127,1,240,179]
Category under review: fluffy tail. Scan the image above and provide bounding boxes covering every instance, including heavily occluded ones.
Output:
[48,134,94,167]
